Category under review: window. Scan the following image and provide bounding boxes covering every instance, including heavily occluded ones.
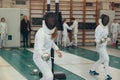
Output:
[32,18,43,25]
[114,3,120,8]
[86,2,93,7]
[16,0,26,5]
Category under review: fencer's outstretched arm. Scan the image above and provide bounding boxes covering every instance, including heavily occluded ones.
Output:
[64,23,72,30]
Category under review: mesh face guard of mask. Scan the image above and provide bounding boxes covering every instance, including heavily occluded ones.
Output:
[44,12,57,30]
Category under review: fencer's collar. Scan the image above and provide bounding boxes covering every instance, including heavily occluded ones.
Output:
[42,20,56,35]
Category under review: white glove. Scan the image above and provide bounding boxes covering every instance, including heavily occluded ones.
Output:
[41,53,50,61]
[99,37,106,44]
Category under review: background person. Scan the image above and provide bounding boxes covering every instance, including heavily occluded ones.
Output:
[62,18,72,47]
[70,17,78,47]
[20,15,31,48]
[0,17,8,48]
[110,19,120,47]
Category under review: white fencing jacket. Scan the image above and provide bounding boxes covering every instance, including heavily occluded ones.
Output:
[33,21,59,59]
[110,22,120,33]
[95,19,110,46]
[70,20,78,34]
[0,22,8,39]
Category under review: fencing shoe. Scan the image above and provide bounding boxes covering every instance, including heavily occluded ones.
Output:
[105,75,112,80]
[89,70,99,76]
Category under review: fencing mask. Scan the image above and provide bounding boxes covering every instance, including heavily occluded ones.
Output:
[44,12,57,30]
[100,14,110,26]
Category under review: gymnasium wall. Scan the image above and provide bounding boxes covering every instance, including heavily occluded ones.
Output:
[0,8,20,47]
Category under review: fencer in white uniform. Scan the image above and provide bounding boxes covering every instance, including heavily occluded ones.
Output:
[70,18,78,47]
[0,17,8,48]
[33,12,62,80]
[110,20,120,46]
[62,19,72,47]
[89,14,112,80]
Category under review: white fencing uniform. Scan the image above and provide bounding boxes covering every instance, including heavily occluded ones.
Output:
[110,22,120,44]
[62,22,72,47]
[70,20,78,46]
[33,21,59,80]
[0,22,7,48]
[91,19,110,76]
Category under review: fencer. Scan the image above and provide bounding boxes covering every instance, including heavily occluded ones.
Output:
[89,14,112,80]
[70,18,78,47]
[33,12,62,80]
[0,17,8,48]
[110,19,120,47]
[62,19,72,47]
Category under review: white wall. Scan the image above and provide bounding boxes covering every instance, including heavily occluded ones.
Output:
[100,10,115,34]
[0,8,20,47]
[20,9,29,19]
[100,10,115,23]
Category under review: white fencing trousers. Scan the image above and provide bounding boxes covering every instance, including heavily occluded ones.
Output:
[91,46,109,75]
[56,31,62,45]
[33,56,53,80]
[112,32,118,43]
[0,35,6,48]
[0,40,5,48]
[62,33,70,47]
[73,33,77,46]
